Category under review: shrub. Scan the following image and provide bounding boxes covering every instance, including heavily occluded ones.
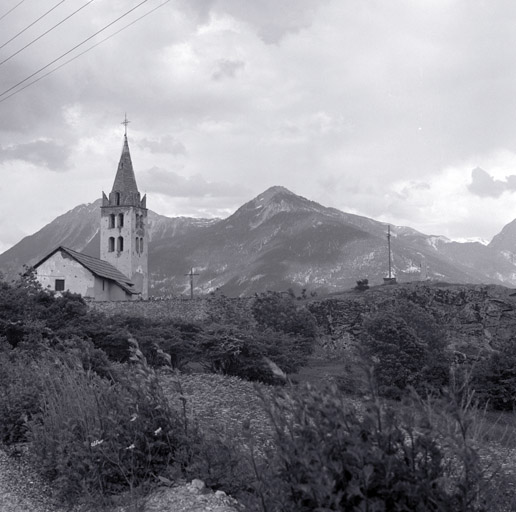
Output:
[251,292,317,355]
[355,278,369,291]
[0,349,50,444]
[29,341,185,501]
[197,324,307,383]
[471,345,516,411]
[362,303,450,398]
[260,384,491,512]
[252,291,317,347]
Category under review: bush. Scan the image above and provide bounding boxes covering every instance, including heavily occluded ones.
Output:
[197,324,308,383]
[355,279,369,291]
[28,342,185,501]
[259,384,491,512]
[0,349,49,444]
[252,291,317,348]
[471,345,516,411]
[362,302,450,398]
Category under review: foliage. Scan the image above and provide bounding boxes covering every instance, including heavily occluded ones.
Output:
[28,341,185,501]
[197,324,307,383]
[362,302,450,398]
[0,347,49,444]
[104,314,201,368]
[354,278,369,291]
[256,383,492,512]
[0,272,89,348]
[471,345,516,411]
[251,291,317,351]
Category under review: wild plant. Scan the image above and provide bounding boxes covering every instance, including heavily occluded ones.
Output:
[28,337,185,503]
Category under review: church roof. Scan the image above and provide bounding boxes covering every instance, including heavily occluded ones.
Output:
[33,246,138,295]
[111,135,139,194]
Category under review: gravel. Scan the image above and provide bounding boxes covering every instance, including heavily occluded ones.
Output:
[0,447,72,512]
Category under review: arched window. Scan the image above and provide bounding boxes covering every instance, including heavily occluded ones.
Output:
[118,213,124,227]
[135,236,139,254]
[139,237,144,254]
[109,214,115,228]
[117,236,124,252]
[115,192,121,206]
[108,237,115,252]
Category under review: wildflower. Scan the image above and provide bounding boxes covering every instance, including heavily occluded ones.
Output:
[90,439,104,448]
[126,444,135,450]
[154,427,162,436]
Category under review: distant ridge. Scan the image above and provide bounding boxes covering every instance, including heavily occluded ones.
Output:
[1,186,516,295]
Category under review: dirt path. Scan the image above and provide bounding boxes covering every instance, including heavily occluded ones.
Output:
[0,447,69,512]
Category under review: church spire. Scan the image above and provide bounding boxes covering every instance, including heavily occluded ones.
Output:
[111,134,139,194]
[104,116,146,208]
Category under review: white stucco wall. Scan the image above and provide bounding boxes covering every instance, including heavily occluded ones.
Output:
[35,250,97,297]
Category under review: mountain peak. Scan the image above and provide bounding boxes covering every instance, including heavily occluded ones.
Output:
[255,186,295,203]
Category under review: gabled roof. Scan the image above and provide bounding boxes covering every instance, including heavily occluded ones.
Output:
[111,135,139,194]
[33,246,138,295]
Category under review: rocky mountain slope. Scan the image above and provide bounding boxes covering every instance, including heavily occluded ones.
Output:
[2,186,516,296]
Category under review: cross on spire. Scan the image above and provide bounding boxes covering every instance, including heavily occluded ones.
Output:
[121,113,130,136]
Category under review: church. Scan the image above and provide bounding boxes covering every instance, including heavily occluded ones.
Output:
[33,122,149,301]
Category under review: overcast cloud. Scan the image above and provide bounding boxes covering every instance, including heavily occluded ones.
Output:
[2,1,516,252]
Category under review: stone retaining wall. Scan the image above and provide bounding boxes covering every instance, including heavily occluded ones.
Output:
[88,297,254,325]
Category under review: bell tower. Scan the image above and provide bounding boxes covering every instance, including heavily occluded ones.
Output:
[100,117,148,299]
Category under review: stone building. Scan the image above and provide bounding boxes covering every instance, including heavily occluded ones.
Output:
[100,132,148,299]
[33,246,139,301]
[33,128,149,300]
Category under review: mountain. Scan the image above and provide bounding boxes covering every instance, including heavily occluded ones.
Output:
[0,200,218,281]
[0,200,101,279]
[2,186,516,295]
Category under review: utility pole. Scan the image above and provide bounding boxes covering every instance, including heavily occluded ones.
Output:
[387,225,392,279]
[185,267,199,299]
[384,225,396,284]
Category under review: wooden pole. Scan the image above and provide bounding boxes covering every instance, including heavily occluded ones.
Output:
[387,225,392,279]
[185,267,199,299]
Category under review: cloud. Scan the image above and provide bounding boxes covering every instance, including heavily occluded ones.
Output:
[0,140,70,170]
[138,136,187,155]
[140,167,249,199]
[467,167,516,197]
[212,59,245,80]
[6,0,516,250]
[182,0,328,43]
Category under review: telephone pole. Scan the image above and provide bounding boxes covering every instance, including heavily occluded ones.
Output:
[185,267,199,299]
[384,225,396,284]
[387,225,392,279]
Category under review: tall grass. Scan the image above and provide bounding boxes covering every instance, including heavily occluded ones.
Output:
[28,340,185,503]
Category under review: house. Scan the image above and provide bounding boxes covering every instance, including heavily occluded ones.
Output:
[33,246,138,301]
[33,120,149,300]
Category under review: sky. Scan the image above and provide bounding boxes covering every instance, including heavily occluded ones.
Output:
[2,0,516,253]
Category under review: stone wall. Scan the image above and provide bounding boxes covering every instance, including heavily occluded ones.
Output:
[88,283,516,359]
[307,283,516,357]
[88,296,255,325]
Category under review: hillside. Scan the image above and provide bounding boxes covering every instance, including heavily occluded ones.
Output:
[2,186,516,295]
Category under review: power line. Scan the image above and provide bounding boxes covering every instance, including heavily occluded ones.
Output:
[0,0,68,51]
[0,0,94,67]
[0,0,152,99]
[0,0,171,104]
[0,0,26,23]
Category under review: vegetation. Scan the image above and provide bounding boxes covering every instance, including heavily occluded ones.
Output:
[1,275,516,510]
[362,302,451,399]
